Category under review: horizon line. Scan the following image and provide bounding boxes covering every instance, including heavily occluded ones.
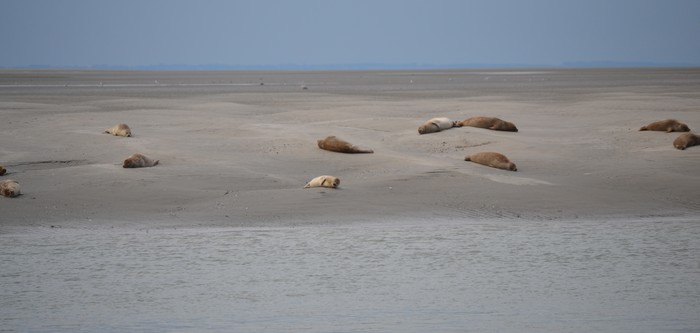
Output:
[1,61,699,71]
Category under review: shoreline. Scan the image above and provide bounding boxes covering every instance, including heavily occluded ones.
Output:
[2,215,698,236]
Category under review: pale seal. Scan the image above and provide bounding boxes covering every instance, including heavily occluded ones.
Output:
[304,175,340,189]
[418,117,459,134]
[123,153,159,168]
[317,136,374,154]
[639,119,690,132]
[0,179,20,197]
[673,133,700,150]
[465,152,517,171]
[458,116,518,132]
[105,123,132,137]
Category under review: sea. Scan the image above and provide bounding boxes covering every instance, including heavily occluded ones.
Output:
[1,217,699,333]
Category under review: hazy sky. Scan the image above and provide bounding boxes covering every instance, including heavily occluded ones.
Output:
[1,0,699,68]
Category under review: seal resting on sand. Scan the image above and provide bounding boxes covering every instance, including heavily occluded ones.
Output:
[105,123,132,137]
[458,116,518,132]
[0,165,6,176]
[123,153,159,168]
[465,152,517,171]
[639,119,690,132]
[304,175,340,188]
[0,179,20,197]
[418,117,459,134]
[673,133,700,150]
[317,136,374,154]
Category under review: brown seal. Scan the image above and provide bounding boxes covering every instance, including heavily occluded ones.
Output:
[465,152,517,171]
[458,116,518,132]
[673,133,700,150]
[105,123,132,137]
[0,165,6,176]
[0,179,20,197]
[317,136,374,154]
[418,117,459,134]
[639,119,690,132]
[304,175,340,188]
[123,153,159,168]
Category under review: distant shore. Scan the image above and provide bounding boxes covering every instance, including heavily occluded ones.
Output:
[3,61,699,71]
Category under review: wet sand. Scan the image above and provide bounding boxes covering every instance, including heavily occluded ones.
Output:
[1,68,699,229]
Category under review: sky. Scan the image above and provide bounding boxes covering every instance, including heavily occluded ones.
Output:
[1,0,699,69]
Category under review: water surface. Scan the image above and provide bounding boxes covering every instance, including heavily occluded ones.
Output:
[2,218,699,332]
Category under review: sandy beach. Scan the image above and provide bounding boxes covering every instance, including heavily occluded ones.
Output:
[1,68,699,229]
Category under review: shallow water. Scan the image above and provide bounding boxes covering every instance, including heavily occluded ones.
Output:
[1,218,699,333]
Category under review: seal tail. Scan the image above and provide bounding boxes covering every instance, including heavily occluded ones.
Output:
[349,145,374,154]
[464,156,471,161]
[154,160,160,166]
[639,126,648,131]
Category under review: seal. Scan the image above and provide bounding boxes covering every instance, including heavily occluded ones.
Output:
[317,136,374,154]
[639,119,690,132]
[673,133,700,150]
[418,117,459,134]
[123,153,159,168]
[0,165,6,176]
[105,123,132,137]
[464,152,517,171]
[304,175,340,189]
[0,179,20,197]
[457,116,518,132]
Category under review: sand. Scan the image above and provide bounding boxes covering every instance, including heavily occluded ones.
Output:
[1,68,699,230]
